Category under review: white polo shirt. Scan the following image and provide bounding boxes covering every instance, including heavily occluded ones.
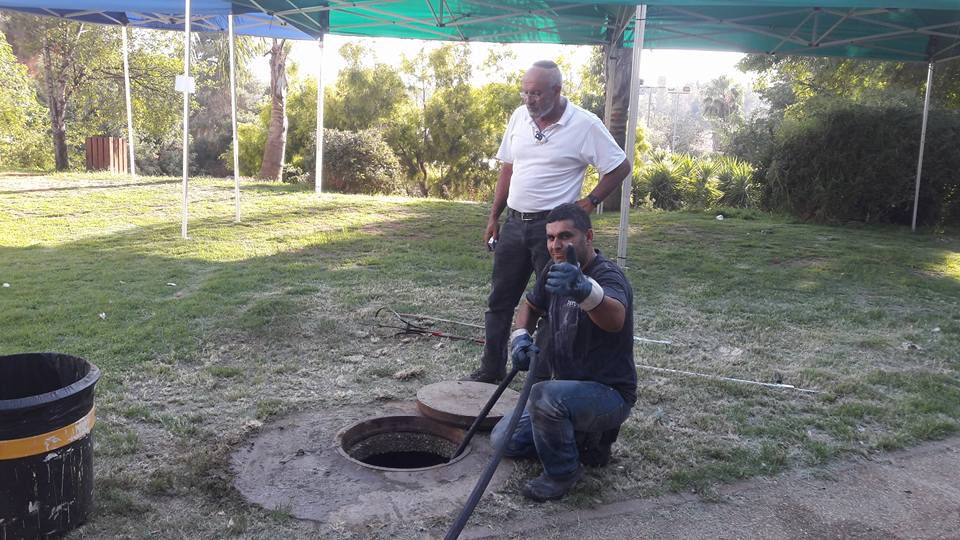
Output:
[496,101,626,213]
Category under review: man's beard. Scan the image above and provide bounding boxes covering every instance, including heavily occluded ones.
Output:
[527,100,556,120]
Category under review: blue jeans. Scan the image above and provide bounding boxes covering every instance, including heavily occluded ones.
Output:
[491,380,632,478]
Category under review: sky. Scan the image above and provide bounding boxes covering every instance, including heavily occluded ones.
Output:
[255,34,757,91]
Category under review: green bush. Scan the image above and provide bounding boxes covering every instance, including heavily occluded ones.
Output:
[681,158,722,209]
[634,152,756,211]
[716,156,759,208]
[765,102,960,225]
[304,128,404,195]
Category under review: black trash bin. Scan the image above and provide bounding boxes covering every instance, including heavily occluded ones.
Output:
[0,352,101,539]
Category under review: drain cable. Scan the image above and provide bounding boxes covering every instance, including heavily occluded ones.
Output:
[449,366,520,460]
[444,351,539,539]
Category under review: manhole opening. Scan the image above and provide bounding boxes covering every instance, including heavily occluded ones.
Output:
[336,415,470,471]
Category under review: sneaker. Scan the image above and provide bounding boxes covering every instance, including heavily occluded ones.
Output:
[521,465,584,502]
[459,369,500,384]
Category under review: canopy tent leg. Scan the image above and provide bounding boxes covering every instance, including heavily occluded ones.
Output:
[911,61,934,232]
[228,14,240,222]
[121,25,136,177]
[181,0,192,239]
[617,4,647,269]
[314,34,325,193]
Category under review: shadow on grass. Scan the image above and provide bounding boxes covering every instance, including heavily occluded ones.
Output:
[0,179,181,194]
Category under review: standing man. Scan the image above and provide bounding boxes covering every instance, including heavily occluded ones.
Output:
[491,203,636,501]
[464,60,631,384]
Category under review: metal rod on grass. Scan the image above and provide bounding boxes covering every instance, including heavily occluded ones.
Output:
[635,336,673,345]
[397,312,484,330]
[636,364,821,394]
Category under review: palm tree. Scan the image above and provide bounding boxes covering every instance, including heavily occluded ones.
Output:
[701,75,744,122]
[259,38,290,180]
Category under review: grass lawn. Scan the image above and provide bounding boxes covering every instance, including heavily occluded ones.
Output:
[1,171,958,538]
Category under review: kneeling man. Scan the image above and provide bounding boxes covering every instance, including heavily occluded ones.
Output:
[491,202,636,502]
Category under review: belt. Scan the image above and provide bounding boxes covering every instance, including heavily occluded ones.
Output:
[507,208,550,221]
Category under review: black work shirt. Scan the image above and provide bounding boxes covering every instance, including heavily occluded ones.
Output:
[526,250,637,405]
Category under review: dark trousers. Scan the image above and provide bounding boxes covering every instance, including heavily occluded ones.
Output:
[480,213,551,379]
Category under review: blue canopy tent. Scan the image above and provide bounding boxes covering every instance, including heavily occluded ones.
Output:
[2,1,959,244]
[1,2,319,230]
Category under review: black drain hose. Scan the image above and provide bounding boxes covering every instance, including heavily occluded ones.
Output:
[444,351,538,540]
[450,367,520,460]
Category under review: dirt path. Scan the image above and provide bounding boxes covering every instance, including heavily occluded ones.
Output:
[460,437,960,539]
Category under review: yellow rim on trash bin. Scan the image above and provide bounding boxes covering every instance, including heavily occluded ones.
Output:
[0,406,96,460]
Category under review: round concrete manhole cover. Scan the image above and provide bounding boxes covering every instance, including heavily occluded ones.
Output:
[231,401,515,525]
[416,380,520,429]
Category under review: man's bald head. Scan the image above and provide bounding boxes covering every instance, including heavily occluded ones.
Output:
[527,60,563,89]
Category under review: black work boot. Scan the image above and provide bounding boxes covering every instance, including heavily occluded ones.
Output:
[459,368,500,384]
[576,427,620,468]
[521,465,584,502]
[577,432,612,468]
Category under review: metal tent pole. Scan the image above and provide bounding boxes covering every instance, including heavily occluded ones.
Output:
[228,14,240,222]
[617,4,647,269]
[911,61,934,232]
[314,34,325,193]
[121,25,136,177]
[181,0,192,239]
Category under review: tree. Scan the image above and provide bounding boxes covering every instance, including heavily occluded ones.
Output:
[259,38,290,180]
[701,75,745,152]
[0,31,50,169]
[324,42,407,131]
[3,16,122,170]
[575,46,606,119]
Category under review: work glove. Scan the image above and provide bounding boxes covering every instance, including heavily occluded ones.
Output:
[546,245,604,310]
[510,330,538,372]
[546,245,593,302]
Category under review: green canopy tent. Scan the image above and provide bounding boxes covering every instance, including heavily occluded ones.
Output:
[234,1,959,257]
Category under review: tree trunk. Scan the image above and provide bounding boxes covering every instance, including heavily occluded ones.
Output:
[602,41,633,212]
[259,39,289,180]
[417,160,429,196]
[42,37,70,170]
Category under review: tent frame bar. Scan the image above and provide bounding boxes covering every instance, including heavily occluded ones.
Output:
[315,35,325,193]
[911,61,934,232]
[617,3,646,269]
[229,14,241,223]
[181,0,191,239]
[121,24,137,177]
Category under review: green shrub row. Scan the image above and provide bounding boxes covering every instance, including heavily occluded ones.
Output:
[632,151,759,211]
[762,102,960,226]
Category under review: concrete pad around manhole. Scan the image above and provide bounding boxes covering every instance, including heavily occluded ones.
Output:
[231,401,515,525]
[416,380,520,429]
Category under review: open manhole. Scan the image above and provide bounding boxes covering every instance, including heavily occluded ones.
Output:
[336,415,471,471]
[232,401,515,525]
